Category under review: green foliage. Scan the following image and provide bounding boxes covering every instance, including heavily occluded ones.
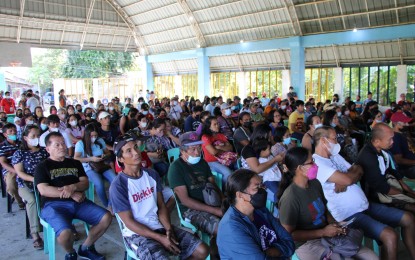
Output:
[61,50,135,78]
[28,49,66,93]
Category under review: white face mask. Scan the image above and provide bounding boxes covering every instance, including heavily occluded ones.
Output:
[50,127,59,132]
[281,105,286,110]
[26,120,34,125]
[345,110,350,116]
[173,101,178,106]
[108,107,114,111]
[142,111,149,115]
[91,137,97,143]
[224,109,231,116]
[337,112,342,117]
[70,120,77,127]
[140,122,148,128]
[325,138,341,156]
[27,137,39,147]
[314,123,323,129]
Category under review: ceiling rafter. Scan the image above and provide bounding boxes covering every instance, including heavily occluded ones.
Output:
[364,0,370,26]
[337,0,347,30]
[331,44,340,67]
[103,0,149,54]
[398,38,404,64]
[283,0,303,36]
[313,0,324,32]
[394,0,400,24]
[277,49,287,69]
[80,0,96,50]
[234,54,243,71]
[16,0,26,43]
[176,0,206,48]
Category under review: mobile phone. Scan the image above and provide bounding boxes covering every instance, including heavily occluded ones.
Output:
[340,217,355,228]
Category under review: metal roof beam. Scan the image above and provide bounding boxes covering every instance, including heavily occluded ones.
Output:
[176,0,206,48]
[283,0,303,36]
[364,0,370,27]
[331,44,340,67]
[16,0,26,43]
[80,0,96,50]
[313,1,324,32]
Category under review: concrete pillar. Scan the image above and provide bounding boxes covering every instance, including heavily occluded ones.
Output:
[237,71,247,99]
[197,48,210,100]
[290,37,305,100]
[397,65,407,102]
[334,67,343,101]
[282,70,291,99]
[143,56,154,91]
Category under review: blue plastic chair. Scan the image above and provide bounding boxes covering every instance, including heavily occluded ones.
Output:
[211,171,223,191]
[115,213,139,260]
[167,147,180,164]
[236,157,242,169]
[266,200,274,214]
[34,183,93,260]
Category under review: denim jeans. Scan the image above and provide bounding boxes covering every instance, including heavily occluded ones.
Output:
[86,168,116,207]
[207,161,232,186]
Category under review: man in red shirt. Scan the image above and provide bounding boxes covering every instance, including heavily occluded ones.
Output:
[0,91,16,114]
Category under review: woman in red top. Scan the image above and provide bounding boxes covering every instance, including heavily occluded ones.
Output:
[0,91,16,114]
[201,116,234,185]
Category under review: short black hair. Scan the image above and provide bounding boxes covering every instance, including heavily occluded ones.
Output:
[295,100,304,107]
[2,123,16,133]
[45,131,64,146]
[47,114,60,124]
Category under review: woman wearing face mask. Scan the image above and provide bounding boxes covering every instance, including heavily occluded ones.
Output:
[201,116,235,185]
[214,105,235,141]
[323,109,348,149]
[268,109,284,136]
[370,109,383,129]
[270,126,294,157]
[57,108,67,131]
[119,107,139,135]
[16,108,23,118]
[12,125,49,250]
[33,106,43,122]
[137,114,150,134]
[82,107,97,126]
[23,114,36,128]
[49,105,57,115]
[278,100,290,120]
[74,123,115,209]
[164,117,181,148]
[38,117,48,134]
[217,169,295,259]
[278,147,376,260]
[66,105,75,116]
[65,114,85,145]
[107,102,120,125]
[144,119,171,178]
[302,115,322,152]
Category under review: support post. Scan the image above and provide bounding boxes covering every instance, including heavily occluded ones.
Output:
[290,37,305,100]
[143,56,154,91]
[334,67,343,100]
[397,65,407,102]
[197,48,210,100]
[282,70,291,99]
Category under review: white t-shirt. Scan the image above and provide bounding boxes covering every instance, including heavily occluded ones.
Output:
[39,129,73,148]
[169,104,182,120]
[312,153,369,222]
[26,97,40,113]
[205,103,215,116]
[258,156,282,182]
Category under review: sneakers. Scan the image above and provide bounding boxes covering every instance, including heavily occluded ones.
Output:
[78,244,105,260]
[65,252,78,260]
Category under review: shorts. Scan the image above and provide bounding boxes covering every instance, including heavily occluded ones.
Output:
[124,227,201,260]
[346,202,404,242]
[41,199,108,236]
[183,208,220,236]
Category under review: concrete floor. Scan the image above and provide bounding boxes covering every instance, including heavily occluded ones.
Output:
[1,193,412,260]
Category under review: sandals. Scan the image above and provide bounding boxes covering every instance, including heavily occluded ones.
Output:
[33,238,44,250]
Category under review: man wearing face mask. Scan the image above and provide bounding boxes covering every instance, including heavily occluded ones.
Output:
[389,112,415,178]
[184,105,203,132]
[57,108,67,131]
[168,132,224,252]
[0,123,24,209]
[39,115,73,156]
[215,104,235,141]
[98,111,120,151]
[0,91,16,115]
[169,97,182,123]
[313,126,415,260]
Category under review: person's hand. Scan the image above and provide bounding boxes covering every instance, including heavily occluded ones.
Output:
[166,229,179,246]
[322,223,346,237]
[71,191,85,203]
[91,156,103,162]
[213,207,223,217]
[274,153,285,163]
[58,184,76,198]
[334,183,348,193]
[159,234,180,255]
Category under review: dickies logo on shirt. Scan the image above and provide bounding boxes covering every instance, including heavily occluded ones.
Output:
[132,186,155,202]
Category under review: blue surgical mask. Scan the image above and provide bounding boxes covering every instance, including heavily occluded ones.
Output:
[283,137,291,145]
[8,135,17,141]
[187,155,201,164]
[330,122,337,128]
[314,123,323,129]
[40,123,48,131]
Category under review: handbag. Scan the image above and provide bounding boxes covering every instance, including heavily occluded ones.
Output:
[202,182,222,207]
[215,151,237,167]
[320,228,363,259]
[377,174,415,204]
[89,161,111,174]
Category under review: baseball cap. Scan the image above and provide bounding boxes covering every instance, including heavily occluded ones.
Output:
[391,111,412,124]
[179,131,204,146]
[220,103,230,110]
[113,131,149,157]
[98,111,110,120]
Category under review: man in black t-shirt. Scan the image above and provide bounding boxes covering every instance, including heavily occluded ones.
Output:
[34,132,111,260]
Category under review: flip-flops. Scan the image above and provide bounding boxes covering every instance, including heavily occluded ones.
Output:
[33,238,44,250]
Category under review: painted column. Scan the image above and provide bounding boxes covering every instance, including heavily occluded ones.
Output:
[143,56,154,91]
[237,71,247,99]
[197,48,210,100]
[397,65,407,102]
[334,67,343,101]
[282,70,291,99]
[290,37,305,100]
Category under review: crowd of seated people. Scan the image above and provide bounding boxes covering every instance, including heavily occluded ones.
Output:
[2,87,415,259]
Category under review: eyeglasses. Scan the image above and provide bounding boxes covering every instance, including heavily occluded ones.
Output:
[301,158,315,166]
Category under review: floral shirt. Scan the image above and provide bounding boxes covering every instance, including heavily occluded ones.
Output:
[12,148,49,188]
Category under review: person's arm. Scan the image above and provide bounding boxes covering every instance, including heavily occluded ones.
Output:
[393,154,415,166]
[301,134,312,151]
[215,140,233,152]
[282,223,344,242]
[326,164,363,186]
[174,185,223,217]
[14,162,34,182]
[73,151,102,163]
[0,156,16,173]
[245,155,283,174]
[119,116,127,135]
[207,176,225,200]
[239,139,250,147]
[66,130,79,144]
[157,191,173,232]
[166,131,180,146]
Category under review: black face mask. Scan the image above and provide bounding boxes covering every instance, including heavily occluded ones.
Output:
[77,109,82,113]
[16,113,23,118]
[244,188,267,209]
[401,126,410,132]
[86,113,92,118]
[243,121,252,129]
[130,113,137,118]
